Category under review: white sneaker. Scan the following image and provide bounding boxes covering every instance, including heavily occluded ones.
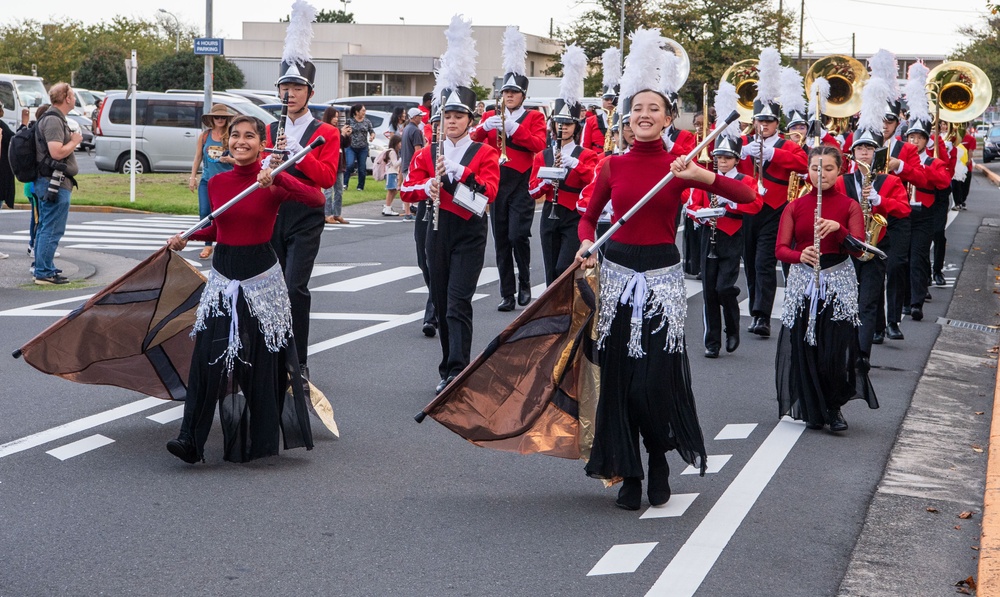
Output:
[0,252,8,259]
[381,206,399,216]
[54,251,60,258]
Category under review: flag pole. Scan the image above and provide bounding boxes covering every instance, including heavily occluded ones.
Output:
[179,137,326,240]
[582,110,739,258]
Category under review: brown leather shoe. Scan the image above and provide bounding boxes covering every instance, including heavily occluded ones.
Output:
[324,216,337,224]
[334,216,350,224]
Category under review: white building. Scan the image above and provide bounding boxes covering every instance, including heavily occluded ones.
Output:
[224,22,563,103]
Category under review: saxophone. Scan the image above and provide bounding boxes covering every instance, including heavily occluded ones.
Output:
[603,106,616,153]
[852,159,888,262]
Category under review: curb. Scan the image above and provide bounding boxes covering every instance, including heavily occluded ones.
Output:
[980,355,1000,594]
[976,164,1000,187]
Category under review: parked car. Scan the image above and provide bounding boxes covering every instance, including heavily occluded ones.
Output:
[258,103,332,121]
[983,125,1000,163]
[328,95,422,116]
[226,89,281,105]
[0,73,48,131]
[72,88,99,118]
[66,110,95,151]
[93,91,276,174]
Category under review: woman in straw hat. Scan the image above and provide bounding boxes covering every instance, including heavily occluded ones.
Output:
[189,104,237,259]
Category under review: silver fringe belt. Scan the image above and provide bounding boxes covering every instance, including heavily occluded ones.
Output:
[192,262,293,372]
[781,259,860,346]
[596,259,686,358]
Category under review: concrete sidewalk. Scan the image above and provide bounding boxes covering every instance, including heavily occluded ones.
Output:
[839,220,1000,593]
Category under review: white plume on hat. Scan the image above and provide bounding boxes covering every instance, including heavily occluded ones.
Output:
[282,0,316,65]
[715,81,742,140]
[502,25,527,75]
[754,47,782,103]
[440,15,477,91]
[431,52,446,110]
[778,66,806,119]
[809,77,831,119]
[904,60,931,124]
[601,47,622,89]
[857,49,897,135]
[559,45,587,107]
[658,51,680,96]
[619,28,665,101]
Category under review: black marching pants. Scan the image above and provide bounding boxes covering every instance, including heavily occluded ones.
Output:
[271,201,325,367]
[539,202,581,286]
[414,200,437,327]
[907,206,934,309]
[490,167,534,298]
[743,203,784,319]
[885,216,910,325]
[700,227,743,351]
[853,242,888,356]
[931,189,950,276]
[429,209,488,379]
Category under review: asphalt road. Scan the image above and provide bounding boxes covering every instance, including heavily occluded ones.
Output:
[0,174,994,596]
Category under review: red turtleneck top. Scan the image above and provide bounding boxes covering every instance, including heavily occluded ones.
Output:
[775,187,864,264]
[578,139,756,245]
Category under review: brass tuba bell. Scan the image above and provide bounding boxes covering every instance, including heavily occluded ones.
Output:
[804,55,869,122]
[720,59,759,123]
[926,60,992,124]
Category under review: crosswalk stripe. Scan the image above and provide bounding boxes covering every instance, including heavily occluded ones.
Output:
[588,543,659,576]
[681,454,732,475]
[714,424,757,441]
[407,267,501,293]
[45,434,116,460]
[640,494,699,519]
[312,266,423,292]
[146,406,184,424]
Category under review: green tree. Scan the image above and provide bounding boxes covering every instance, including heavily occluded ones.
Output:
[139,52,245,92]
[282,9,354,23]
[76,46,128,91]
[951,15,1000,106]
[470,77,492,101]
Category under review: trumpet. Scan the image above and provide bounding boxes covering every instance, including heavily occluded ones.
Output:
[496,93,509,165]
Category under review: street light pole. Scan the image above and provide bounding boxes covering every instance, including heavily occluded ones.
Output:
[341,0,351,15]
[158,9,180,53]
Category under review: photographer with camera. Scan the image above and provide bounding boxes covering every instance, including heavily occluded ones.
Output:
[32,83,81,285]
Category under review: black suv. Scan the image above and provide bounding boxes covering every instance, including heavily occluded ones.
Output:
[984,125,1000,163]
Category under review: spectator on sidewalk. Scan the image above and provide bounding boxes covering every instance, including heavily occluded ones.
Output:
[380,134,403,217]
[189,104,236,259]
[344,104,375,191]
[33,83,82,285]
[0,106,14,259]
[322,106,349,224]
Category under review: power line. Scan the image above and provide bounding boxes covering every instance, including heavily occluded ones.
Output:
[808,15,968,37]
[835,0,984,13]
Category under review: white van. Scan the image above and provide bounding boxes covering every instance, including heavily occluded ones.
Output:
[0,74,48,130]
[93,91,277,173]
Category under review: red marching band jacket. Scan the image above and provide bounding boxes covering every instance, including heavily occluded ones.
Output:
[579,112,606,156]
[883,137,928,189]
[665,126,697,161]
[737,134,808,210]
[399,141,501,220]
[834,172,909,244]
[910,152,952,208]
[266,120,342,189]
[685,172,763,236]
[470,108,547,173]
[576,153,609,215]
[528,144,600,211]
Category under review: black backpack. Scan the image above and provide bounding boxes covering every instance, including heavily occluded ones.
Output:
[9,111,58,183]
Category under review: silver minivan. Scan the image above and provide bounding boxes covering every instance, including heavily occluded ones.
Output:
[93,92,277,173]
[0,74,48,131]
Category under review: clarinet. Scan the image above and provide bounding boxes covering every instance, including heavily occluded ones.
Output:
[270,91,290,164]
[423,119,438,224]
[707,155,719,259]
[548,122,563,220]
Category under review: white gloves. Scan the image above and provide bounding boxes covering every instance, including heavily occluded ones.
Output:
[480,115,502,131]
[742,143,774,161]
[503,117,519,137]
[867,186,881,207]
[562,154,579,169]
[443,157,464,180]
[718,198,738,209]
[283,136,304,154]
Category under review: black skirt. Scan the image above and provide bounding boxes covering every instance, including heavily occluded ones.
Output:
[179,242,313,462]
[585,241,708,480]
[776,257,879,426]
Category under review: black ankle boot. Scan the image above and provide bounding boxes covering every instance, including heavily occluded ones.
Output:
[616,477,642,510]
[166,437,200,464]
[647,456,671,506]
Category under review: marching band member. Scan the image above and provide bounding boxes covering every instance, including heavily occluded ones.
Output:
[687,105,762,357]
[903,118,952,323]
[659,50,697,159]
[471,26,547,312]
[835,129,908,368]
[529,46,599,285]
[575,28,756,511]
[597,47,622,154]
[401,16,500,395]
[266,0,341,379]
[775,145,878,433]
[931,119,960,286]
[739,48,808,338]
[579,106,606,156]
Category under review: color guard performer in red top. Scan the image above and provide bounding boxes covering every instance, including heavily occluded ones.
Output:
[574,28,756,512]
[528,46,599,285]
[266,1,341,379]
[775,145,878,433]
[401,16,500,395]
[471,26,547,312]
[739,48,808,338]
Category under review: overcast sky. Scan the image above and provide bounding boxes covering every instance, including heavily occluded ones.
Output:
[5,0,991,57]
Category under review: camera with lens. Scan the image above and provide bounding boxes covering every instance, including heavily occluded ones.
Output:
[43,160,67,202]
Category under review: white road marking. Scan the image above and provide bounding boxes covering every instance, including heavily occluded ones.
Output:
[146,405,185,424]
[309,265,354,278]
[645,419,806,597]
[0,294,95,317]
[310,312,400,321]
[588,542,659,576]
[685,279,702,299]
[0,397,164,459]
[739,287,785,319]
[46,434,115,460]
[407,267,500,293]
[640,494,699,519]
[714,424,757,441]
[312,266,423,292]
[681,454,732,475]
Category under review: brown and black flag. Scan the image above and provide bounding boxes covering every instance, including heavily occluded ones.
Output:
[417,263,601,460]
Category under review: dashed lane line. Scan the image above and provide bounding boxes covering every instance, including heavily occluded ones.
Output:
[46,434,115,461]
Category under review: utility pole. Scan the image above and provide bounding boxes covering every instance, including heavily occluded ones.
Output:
[778,0,783,55]
[204,0,213,116]
[798,0,805,62]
